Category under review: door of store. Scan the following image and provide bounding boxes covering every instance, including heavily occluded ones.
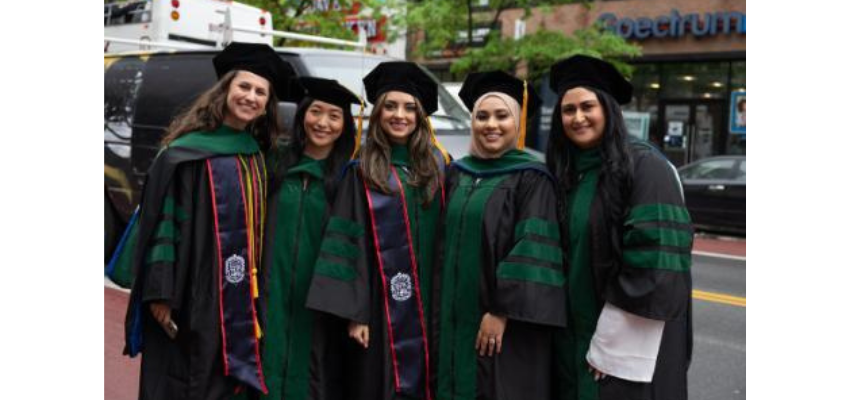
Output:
[659,100,725,167]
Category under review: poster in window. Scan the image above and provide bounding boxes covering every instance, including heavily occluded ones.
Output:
[730,91,746,134]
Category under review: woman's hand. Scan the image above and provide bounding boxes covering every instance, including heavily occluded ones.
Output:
[348,321,369,349]
[149,301,177,339]
[588,364,607,381]
[476,313,507,357]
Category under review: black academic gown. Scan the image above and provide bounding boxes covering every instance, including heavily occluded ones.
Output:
[305,146,443,400]
[433,150,567,400]
[123,127,268,400]
[554,141,693,400]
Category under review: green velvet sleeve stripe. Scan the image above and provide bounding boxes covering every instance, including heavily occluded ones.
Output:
[314,259,357,282]
[145,244,175,265]
[320,238,359,260]
[626,204,691,225]
[514,218,560,241]
[161,197,189,222]
[326,216,365,239]
[623,249,691,272]
[496,262,566,287]
[154,220,178,241]
[624,226,692,250]
[508,239,563,265]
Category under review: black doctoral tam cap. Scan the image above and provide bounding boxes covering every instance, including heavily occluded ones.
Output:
[298,77,361,109]
[213,42,298,101]
[549,55,633,104]
[362,61,438,115]
[458,70,541,118]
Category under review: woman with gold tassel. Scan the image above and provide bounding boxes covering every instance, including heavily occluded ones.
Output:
[433,71,567,400]
[122,42,297,399]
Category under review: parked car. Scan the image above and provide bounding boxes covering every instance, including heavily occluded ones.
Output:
[677,155,746,236]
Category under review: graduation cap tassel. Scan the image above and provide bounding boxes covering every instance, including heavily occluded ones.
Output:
[352,97,365,160]
[250,249,262,340]
[426,117,451,165]
[518,80,528,150]
[253,273,263,339]
[245,157,263,340]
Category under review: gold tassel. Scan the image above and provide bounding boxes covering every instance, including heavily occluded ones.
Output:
[238,154,263,340]
[352,97,365,160]
[518,80,528,150]
[255,322,263,339]
[255,154,266,276]
[252,266,262,339]
[426,117,451,164]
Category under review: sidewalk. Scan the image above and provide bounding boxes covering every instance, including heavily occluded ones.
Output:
[105,288,138,400]
[693,234,746,258]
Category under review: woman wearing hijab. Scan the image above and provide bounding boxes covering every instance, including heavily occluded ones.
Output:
[433,71,566,400]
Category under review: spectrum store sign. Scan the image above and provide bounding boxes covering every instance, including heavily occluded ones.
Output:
[597,9,745,40]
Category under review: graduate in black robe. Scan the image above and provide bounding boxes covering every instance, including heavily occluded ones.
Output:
[544,55,693,400]
[120,42,296,400]
[433,71,567,400]
[258,77,360,400]
[305,62,450,400]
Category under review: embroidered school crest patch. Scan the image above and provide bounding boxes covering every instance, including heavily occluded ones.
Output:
[390,272,413,301]
[225,254,246,284]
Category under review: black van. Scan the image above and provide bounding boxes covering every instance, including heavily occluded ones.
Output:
[104,48,470,257]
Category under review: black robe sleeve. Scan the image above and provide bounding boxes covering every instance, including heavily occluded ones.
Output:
[604,145,693,321]
[305,166,373,324]
[137,155,201,315]
[493,170,567,328]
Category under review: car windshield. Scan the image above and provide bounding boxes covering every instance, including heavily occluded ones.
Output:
[680,158,737,180]
[733,160,746,182]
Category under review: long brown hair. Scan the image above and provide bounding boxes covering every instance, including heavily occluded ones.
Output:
[161,70,283,151]
[359,92,441,205]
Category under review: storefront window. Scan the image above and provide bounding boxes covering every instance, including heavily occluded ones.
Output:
[629,64,660,111]
[628,64,661,146]
[660,62,729,99]
[730,61,746,92]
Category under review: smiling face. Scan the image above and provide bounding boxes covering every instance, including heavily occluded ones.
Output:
[303,99,345,159]
[472,96,517,156]
[379,91,418,145]
[223,70,271,130]
[560,87,606,149]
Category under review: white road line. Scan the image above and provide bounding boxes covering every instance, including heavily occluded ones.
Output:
[692,251,746,261]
